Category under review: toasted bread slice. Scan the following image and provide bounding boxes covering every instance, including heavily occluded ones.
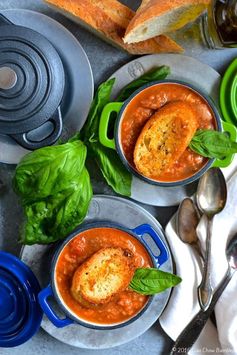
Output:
[71,247,134,305]
[134,101,198,179]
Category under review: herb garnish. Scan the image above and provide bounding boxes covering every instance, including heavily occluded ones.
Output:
[129,268,182,295]
[189,129,237,159]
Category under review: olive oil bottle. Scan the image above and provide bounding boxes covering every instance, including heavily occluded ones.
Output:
[202,0,237,48]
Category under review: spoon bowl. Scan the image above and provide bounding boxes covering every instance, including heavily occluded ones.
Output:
[176,198,202,257]
[196,167,227,311]
[196,168,227,217]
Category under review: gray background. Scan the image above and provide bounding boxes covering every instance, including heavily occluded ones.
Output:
[0,0,237,354]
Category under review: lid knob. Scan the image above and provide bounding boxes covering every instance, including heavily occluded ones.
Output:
[0,67,17,90]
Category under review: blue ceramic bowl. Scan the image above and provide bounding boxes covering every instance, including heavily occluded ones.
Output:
[38,221,169,330]
[99,80,225,187]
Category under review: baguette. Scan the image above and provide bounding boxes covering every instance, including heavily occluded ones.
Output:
[45,0,183,54]
[124,0,209,44]
[71,247,135,305]
[134,101,198,179]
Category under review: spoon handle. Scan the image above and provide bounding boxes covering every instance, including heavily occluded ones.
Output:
[198,217,213,310]
[170,269,233,355]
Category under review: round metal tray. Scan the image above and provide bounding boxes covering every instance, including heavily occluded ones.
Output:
[109,54,221,207]
[21,195,173,349]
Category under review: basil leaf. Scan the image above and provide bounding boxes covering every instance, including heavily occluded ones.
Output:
[13,141,87,204]
[80,78,116,143]
[22,167,92,245]
[117,66,170,101]
[189,130,237,159]
[81,79,132,196]
[89,144,132,197]
[129,268,182,295]
[13,141,92,245]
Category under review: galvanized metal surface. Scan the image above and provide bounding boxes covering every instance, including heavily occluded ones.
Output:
[1,0,237,354]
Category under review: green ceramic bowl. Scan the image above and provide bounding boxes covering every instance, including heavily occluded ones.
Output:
[220,58,237,125]
[100,80,237,186]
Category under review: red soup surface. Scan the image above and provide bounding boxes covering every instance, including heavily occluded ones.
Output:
[55,227,153,325]
[120,83,216,182]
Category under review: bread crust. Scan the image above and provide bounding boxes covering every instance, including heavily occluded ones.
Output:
[124,0,210,43]
[71,247,135,305]
[45,0,183,54]
[134,101,198,179]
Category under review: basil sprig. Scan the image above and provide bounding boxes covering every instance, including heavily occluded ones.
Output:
[13,141,93,245]
[189,129,237,159]
[129,268,182,295]
[80,78,132,197]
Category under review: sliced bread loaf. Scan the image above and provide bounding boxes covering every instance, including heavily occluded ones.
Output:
[124,0,210,44]
[45,0,183,54]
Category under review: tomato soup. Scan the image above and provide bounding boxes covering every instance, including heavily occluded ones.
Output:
[120,83,216,182]
[55,227,152,325]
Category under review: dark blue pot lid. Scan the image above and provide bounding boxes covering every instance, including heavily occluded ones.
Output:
[0,13,65,135]
[0,251,43,347]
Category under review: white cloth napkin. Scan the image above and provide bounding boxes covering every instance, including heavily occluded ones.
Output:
[159,155,237,355]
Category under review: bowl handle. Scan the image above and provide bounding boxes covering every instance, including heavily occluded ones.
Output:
[212,120,237,168]
[132,224,168,267]
[38,284,73,328]
[10,107,63,150]
[99,102,123,149]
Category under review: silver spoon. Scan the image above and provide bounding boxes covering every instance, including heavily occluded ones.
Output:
[176,198,202,258]
[170,233,237,354]
[196,168,227,311]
